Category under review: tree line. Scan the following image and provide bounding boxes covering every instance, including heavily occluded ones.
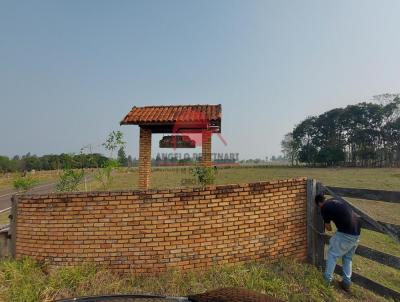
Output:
[282,94,400,167]
[0,150,137,173]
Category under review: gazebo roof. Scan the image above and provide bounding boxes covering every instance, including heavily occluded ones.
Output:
[120,104,221,125]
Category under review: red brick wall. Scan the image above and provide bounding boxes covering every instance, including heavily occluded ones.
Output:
[13,178,307,273]
[201,131,212,166]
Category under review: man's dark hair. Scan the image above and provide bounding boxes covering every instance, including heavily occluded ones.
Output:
[315,194,325,205]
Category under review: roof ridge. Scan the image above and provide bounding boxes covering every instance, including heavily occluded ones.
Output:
[137,104,220,108]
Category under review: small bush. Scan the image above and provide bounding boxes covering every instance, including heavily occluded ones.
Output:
[56,168,84,192]
[191,166,216,186]
[13,176,38,192]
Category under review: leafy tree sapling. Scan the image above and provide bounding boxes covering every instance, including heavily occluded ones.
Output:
[56,154,85,192]
[95,130,126,190]
[13,175,38,192]
[191,165,216,186]
[56,168,85,192]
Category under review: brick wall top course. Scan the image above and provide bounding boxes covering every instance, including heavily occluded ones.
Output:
[16,177,308,201]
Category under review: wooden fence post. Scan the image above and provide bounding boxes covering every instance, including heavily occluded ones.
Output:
[9,195,17,259]
[307,179,325,268]
[307,179,316,265]
[315,182,325,268]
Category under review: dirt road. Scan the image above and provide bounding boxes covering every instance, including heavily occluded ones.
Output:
[0,182,57,210]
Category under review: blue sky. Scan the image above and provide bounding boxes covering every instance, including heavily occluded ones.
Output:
[1,0,400,159]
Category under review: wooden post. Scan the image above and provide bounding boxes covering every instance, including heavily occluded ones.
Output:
[315,182,325,268]
[9,195,17,258]
[307,179,325,268]
[307,179,316,264]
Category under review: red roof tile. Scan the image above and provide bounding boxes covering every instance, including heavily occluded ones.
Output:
[120,104,221,125]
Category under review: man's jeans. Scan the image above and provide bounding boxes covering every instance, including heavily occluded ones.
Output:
[324,231,360,285]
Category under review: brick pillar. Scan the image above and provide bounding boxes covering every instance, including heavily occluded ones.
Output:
[201,131,212,166]
[139,127,152,189]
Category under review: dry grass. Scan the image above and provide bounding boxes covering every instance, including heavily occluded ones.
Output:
[0,258,392,302]
[0,171,59,192]
[82,166,400,191]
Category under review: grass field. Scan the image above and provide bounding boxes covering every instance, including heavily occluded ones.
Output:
[0,171,59,192]
[1,166,399,301]
[88,166,400,191]
[2,166,399,192]
[0,257,393,302]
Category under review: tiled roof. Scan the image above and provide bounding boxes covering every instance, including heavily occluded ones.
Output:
[120,104,221,125]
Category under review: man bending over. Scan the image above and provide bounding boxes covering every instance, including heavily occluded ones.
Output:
[315,194,361,291]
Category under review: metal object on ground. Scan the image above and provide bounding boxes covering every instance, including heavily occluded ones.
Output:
[188,287,284,302]
[54,288,284,302]
[55,294,189,302]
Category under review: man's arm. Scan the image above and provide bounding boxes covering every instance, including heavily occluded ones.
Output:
[320,203,332,232]
[325,223,332,232]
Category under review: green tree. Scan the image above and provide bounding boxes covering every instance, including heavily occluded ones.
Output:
[95,130,126,190]
[117,147,128,167]
[290,96,400,166]
[103,131,125,157]
[56,168,84,192]
[281,132,299,166]
[0,156,12,173]
[56,154,85,192]
[191,165,216,186]
[13,176,38,192]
